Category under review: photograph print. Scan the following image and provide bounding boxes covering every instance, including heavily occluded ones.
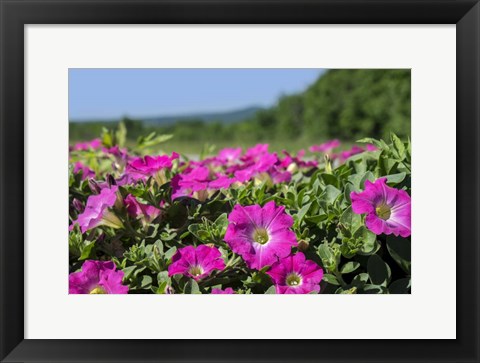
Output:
[68,68,411,295]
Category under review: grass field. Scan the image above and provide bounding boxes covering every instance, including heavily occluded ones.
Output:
[70,137,347,157]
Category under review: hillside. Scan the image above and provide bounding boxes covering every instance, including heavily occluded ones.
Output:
[70,106,262,125]
[142,106,262,126]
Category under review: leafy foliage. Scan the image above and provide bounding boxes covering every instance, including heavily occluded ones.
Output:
[69,123,411,294]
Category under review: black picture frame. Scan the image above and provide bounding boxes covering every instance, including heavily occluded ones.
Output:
[1,1,479,362]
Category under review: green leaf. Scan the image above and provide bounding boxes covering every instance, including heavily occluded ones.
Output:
[347,174,363,189]
[157,271,170,285]
[379,154,398,175]
[352,273,369,289]
[156,281,168,294]
[305,214,328,224]
[386,235,411,261]
[367,255,389,285]
[259,265,271,274]
[137,133,174,149]
[323,274,340,285]
[340,261,360,274]
[122,265,137,280]
[264,286,276,294]
[184,279,201,294]
[164,246,177,261]
[363,284,387,294]
[214,213,228,233]
[140,275,153,289]
[323,185,341,204]
[344,183,355,203]
[101,129,113,147]
[339,206,362,231]
[115,121,127,147]
[391,133,406,159]
[360,171,375,188]
[317,243,333,261]
[188,224,211,242]
[385,172,406,185]
[79,240,96,260]
[295,202,312,226]
[388,278,411,294]
[320,173,339,188]
[338,287,358,294]
[357,137,390,151]
[358,228,379,255]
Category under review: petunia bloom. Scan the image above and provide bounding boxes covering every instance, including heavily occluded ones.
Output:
[70,186,123,233]
[217,147,242,163]
[224,201,297,270]
[171,167,235,201]
[73,161,95,180]
[168,245,226,281]
[126,152,179,185]
[243,144,269,160]
[72,138,102,151]
[69,260,129,294]
[211,287,235,294]
[125,194,161,224]
[338,145,365,161]
[309,139,341,153]
[234,152,278,183]
[267,252,324,294]
[350,177,411,237]
[334,144,379,163]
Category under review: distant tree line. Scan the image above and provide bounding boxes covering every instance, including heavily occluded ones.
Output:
[70,69,411,144]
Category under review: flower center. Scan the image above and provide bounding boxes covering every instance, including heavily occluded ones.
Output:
[252,228,269,245]
[89,286,107,294]
[188,265,204,277]
[375,203,391,220]
[286,273,302,287]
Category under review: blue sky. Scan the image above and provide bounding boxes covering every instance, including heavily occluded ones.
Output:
[69,69,325,120]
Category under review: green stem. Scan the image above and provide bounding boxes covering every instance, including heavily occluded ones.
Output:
[334,270,348,288]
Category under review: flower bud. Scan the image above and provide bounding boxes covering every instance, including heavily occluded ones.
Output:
[107,174,117,187]
[88,179,101,194]
[324,154,332,174]
[340,287,357,294]
[297,239,309,251]
[72,198,84,212]
[286,162,299,174]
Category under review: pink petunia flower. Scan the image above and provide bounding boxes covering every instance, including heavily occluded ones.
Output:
[334,144,379,163]
[224,201,297,270]
[243,144,269,160]
[69,260,129,294]
[72,138,102,151]
[73,161,95,180]
[280,150,318,170]
[125,194,161,224]
[211,287,235,294]
[338,145,365,161]
[267,252,324,294]
[309,139,341,153]
[171,166,235,201]
[70,186,123,233]
[350,177,411,237]
[126,152,179,185]
[217,147,242,163]
[168,245,226,281]
[234,152,278,182]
